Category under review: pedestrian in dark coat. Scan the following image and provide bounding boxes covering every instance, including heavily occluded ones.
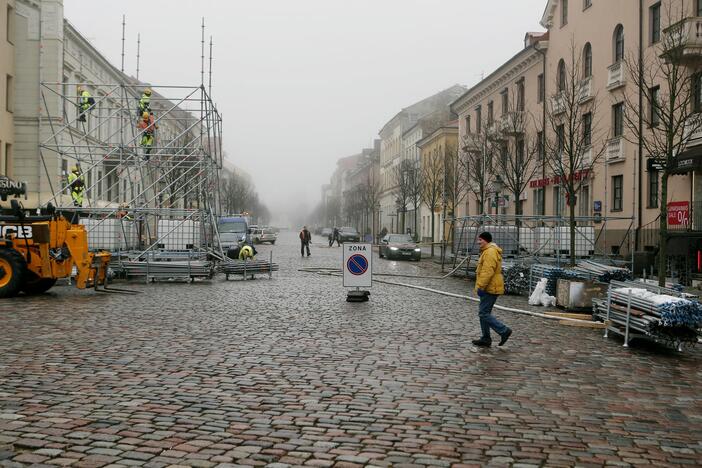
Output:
[300,226,312,257]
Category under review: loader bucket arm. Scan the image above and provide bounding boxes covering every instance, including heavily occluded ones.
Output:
[64,224,111,289]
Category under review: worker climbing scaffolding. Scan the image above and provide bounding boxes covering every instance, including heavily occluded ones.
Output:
[76,85,95,123]
[138,88,152,115]
[137,111,158,159]
[67,166,85,207]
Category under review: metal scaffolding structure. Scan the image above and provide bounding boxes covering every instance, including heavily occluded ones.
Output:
[37,81,225,272]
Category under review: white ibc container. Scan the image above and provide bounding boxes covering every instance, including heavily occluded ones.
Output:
[533,227,555,255]
[482,224,519,255]
[81,219,119,250]
[553,226,595,256]
[157,219,201,250]
[81,219,137,251]
[453,225,479,254]
[518,227,535,253]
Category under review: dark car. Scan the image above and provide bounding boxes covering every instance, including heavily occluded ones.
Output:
[338,227,361,242]
[379,234,421,261]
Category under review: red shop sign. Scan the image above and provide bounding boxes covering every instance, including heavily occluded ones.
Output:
[667,201,690,226]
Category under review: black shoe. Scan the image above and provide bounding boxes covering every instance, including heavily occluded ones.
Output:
[499,328,512,346]
[471,338,492,347]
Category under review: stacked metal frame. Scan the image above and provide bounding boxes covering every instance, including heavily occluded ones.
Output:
[37,81,225,280]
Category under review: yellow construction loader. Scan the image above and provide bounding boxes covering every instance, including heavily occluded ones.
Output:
[0,200,121,298]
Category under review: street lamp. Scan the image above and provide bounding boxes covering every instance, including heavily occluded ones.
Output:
[389,213,398,233]
[493,175,504,217]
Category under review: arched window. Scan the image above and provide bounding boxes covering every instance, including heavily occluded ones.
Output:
[583,43,592,78]
[558,59,566,92]
[613,25,624,62]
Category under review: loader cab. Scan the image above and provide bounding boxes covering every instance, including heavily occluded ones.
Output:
[218,216,250,250]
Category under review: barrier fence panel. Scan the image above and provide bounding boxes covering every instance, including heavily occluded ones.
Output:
[446,214,635,270]
[38,82,224,279]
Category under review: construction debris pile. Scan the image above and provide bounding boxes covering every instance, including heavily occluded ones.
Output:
[220,258,279,279]
[593,280,701,348]
[571,260,632,283]
[504,263,531,296]
[111,252,215,281]
[529,264,582,297]
[529,261,633,297]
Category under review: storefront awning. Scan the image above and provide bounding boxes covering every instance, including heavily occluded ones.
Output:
[671,146,702,174]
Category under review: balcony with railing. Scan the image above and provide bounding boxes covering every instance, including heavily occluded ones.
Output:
[579,77,593,102]
[461,133,482,154]
[684,113,702,147]
[498,111,525,135]
[662,17,702,61]
[551,92,565,115]
[607,62,625,89]
[580,146,592,168]
[607,137,625,162]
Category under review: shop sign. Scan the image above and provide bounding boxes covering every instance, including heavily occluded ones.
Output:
[667,201,690,226]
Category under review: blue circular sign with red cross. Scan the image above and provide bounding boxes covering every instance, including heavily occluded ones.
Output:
[347,254,369,276]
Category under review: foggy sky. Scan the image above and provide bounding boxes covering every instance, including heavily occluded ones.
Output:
[63,0,546,225]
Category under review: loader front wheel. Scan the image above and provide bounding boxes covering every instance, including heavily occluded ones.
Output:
[21,273,57,295]
[0,248,27,298]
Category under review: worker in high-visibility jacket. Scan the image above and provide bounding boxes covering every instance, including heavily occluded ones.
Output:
[76,85,94,122]
[138,88,152,115]
[67,166,85,207]
[137,111,158,159]
[239,244,255,261]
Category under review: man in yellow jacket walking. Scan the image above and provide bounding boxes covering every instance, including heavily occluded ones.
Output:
[473,232,512,347]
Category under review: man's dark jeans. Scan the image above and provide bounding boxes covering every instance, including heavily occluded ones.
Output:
[301,241,310,256]
[478,293,508,341]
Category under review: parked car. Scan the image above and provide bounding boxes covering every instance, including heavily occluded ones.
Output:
[218,216,250,251]
[379,233,421,261]
[251,227,277,244]
[338,227,361,242]
[321,227,332,238]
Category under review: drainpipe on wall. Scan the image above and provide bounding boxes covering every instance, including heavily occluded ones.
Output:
[636,0,644,251]
[535,42,547,218]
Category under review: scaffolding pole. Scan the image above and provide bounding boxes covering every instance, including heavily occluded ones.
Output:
[38,81,223,266]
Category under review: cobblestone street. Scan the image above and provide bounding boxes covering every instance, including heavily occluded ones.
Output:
[1,231,701,467]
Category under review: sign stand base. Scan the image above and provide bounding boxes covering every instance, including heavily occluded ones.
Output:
[347,289,370,302]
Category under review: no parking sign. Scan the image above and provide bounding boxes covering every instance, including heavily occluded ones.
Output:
[343,243,372,288]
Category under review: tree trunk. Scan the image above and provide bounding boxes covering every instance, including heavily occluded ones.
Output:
[569,192,576,267]
[658,172,668,287]
[414,200,419,241]
[430,210,436,257]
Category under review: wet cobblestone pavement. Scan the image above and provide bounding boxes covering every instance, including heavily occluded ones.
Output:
[1,232,701,467]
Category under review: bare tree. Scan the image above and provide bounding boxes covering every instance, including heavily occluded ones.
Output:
[421,146,444,256]
[493,91,542,217]
[462,131,496,216]
[406,160,422,240]
[544,40,607,266]
[461,120,498,215]
[362,168,382,240]
[444,142,469,250]
[393,160,413,233]
[622,3,702,286]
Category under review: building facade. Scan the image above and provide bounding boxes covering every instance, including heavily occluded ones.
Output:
[378,85,465,233]
[0,0,15,178]
[11,0,202,210]
[416,122,459,243]
[451,0,702,271]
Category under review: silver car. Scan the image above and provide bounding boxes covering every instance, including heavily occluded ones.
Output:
[379,234,421,261]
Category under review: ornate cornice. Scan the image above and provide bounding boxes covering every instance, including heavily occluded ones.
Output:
[451,46,545,115]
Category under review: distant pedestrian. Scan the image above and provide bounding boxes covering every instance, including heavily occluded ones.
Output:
[300,226,312,257]
[329,227,341,247]
[472,232,512,348]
